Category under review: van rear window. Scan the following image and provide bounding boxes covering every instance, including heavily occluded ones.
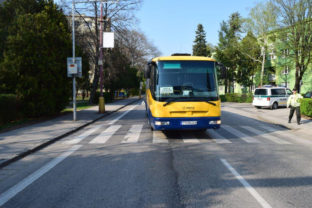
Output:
[255,89,268,95]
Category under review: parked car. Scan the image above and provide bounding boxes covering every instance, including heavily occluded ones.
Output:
[252,86,292,110]
[303,91,312,98]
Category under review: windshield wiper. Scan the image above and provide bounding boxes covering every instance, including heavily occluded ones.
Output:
[163,97,216,106]
[189,97,216,106]
[163,97,190,106]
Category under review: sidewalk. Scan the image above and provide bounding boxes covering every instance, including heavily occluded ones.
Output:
[222,102,312,138]
[0,97,141,168]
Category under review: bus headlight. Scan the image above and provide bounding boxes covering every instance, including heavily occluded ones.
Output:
[155,121,170,126]
[209,120,221,125]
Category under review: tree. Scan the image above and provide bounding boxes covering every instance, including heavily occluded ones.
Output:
[246,1,278,86]
[193,24,208,56]
[206,43,215,57]
[0,0,72,117]
[272,0,312,92]
[215,12,243,93]
[59,0,142,104]
[238,31,261,90]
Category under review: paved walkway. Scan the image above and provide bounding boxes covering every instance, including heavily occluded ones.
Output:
[0,97,141,168]
[222,102,312,138]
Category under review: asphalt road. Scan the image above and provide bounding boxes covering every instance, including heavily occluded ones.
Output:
[1,100,312,208]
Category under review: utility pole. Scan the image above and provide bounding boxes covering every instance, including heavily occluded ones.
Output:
[71,0,117,116]
[98,2,105,113]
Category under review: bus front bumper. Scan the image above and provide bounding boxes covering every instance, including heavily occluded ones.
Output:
[150,116,221,130]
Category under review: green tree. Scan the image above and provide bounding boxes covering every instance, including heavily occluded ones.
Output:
[193,24,208,56]
[272,0,312,92]
[0,0,72,117]
[246,1,278,86]
[215,12,243,93]
[238,31,261,90]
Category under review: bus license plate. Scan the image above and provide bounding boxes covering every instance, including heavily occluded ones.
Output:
[181,121,197,125]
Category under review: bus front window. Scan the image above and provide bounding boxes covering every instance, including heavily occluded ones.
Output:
[154,61,218,101]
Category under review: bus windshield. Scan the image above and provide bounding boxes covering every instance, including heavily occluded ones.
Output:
[154,61,218,101]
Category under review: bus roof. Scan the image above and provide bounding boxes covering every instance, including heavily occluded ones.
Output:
[152,56,216,62]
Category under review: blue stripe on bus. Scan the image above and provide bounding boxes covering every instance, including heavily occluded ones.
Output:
[147,108,220,130]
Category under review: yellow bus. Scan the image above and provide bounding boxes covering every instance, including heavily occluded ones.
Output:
[145,54,221,130]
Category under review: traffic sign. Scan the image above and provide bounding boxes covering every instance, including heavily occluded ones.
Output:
[67,57,82,77]
[103,32,114,48]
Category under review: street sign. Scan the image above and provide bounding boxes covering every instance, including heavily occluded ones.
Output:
[67,57,82,77]
[103,32,114,48]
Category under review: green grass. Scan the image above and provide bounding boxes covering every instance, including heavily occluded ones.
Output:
[62,101,96,113]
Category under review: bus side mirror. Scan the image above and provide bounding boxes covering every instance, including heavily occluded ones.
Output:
[145,63,151,79]
[216,62,226,79]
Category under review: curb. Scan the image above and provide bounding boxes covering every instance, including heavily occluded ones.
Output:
[0,98,142,170]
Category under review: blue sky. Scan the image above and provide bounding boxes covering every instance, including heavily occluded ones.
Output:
[136,0,262,56]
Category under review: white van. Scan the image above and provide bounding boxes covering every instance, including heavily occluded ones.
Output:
[252,86,292,109]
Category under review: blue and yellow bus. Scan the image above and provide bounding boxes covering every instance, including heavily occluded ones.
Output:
[145,54,221,131]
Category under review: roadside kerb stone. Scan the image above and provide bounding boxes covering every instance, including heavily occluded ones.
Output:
[0,97,142,169]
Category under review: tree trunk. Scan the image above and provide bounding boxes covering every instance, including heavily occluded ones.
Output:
[260,51,265,87]
[89,3,100,104]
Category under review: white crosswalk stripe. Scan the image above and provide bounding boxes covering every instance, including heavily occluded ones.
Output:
[206,129,232,144]
[121,124,143,143]
[63,124,103,145]
[152,131,169,143]
[222,125,260,143]
[181,133,200,143]
[260,125,312,145]
[89,125,122,144]
[241,126,291,144]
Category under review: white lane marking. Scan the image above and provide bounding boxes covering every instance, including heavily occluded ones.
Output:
[153,131,169,143]
[180,133,200,143]
[0,145,82,207]
[220,159,272,208]
[242,126,291,145]
[89,125,121,144]
[223,125,260,143]
[63,124,103,145]
[122,124,143,143]
[141,101,145,105]
[108,104,138,125]
[206,129,232,144]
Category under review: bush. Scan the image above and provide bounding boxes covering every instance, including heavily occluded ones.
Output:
[301,98,312,117]
[0,94,22,124]
[221,93,253,103]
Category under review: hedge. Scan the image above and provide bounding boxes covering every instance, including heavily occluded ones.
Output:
[301,98,312,117]
[220,93,253,103]
[0,94,22,125]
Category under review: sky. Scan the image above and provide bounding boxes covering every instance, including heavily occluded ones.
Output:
[135,0,262,56]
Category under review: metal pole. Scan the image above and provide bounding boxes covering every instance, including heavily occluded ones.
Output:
[72,0,77,121]
[98,1,105,113]
[100,2,104,97]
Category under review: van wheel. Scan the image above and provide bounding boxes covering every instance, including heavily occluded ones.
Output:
[271,102,278,110]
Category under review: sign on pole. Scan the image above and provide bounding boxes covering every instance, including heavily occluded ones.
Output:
[67,57,82,77]
[103,32,114,48]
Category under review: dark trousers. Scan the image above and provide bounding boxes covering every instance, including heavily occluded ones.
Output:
[289,106,301,124]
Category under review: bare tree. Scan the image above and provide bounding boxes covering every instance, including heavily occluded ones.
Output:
[58,0,142,103]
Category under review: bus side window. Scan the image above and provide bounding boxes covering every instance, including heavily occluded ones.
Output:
[150,64,156,96]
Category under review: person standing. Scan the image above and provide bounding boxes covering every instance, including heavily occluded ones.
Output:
[287,88,303,125]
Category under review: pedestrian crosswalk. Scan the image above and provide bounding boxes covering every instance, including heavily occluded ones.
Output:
[65,123,295,146]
